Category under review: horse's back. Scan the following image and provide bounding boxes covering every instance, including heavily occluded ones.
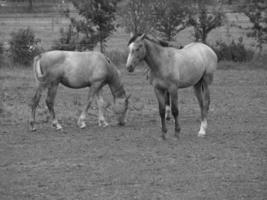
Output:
[37,50,110,88]
[183,42,217,74]
[166,42,217,87]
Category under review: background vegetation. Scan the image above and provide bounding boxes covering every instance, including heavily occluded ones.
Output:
[0,0,266,66]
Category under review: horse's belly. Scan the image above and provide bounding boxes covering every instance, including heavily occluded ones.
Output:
[60,77,91,88]
[60,67,93,88]
[175,66,205,88]
[176,74,202,88]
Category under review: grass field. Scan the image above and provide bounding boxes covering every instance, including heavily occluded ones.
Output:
[0,65,266,199]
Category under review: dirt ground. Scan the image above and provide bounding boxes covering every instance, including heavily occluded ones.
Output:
[0,67,266,200]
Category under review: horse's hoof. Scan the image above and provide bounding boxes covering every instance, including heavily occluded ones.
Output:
[165,116,171,121]
[30,127,37,132]
[161,131,167,140]
[198,131,206,137]
[98,120,109,127]
[79,123,86,129]
[161,135,167,140]
[56,125,63,131]
[174,133,180,140]
[52,123,63,130]
[102,123,109,128]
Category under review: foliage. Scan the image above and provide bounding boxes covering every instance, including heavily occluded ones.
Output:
[152,0,191,41]
[118,0,154,34]
[213,37,254,62]
[243,0,267,54]
[9,27,42,66]
[52,25,78,51]
[52,23,98,51]
[67,0,120,53]
[189,1,224,43]
[105,48,128,66]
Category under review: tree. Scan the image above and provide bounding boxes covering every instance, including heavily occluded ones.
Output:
[189,0,224,43]
[9,27,41,66]
[119,0,153,34]
[243,0,267,55]
[152,0,191,41]
[28,0,33,12]
[69,0,119,53]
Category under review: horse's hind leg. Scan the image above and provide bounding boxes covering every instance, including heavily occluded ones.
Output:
[154,87,168,140]
[169,89,180,139]
[96,90,108,127]
[165,92,171,120]
[194,78,210,137]
[46,84,62,130]
[30,83,45,131]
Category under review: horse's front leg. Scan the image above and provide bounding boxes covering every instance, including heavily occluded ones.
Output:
[46,84,62,130]
[165,92,171,120]
[77,82,102,129]
[169,89,181,139]
[96,90,109,127]
[154,87,168,140]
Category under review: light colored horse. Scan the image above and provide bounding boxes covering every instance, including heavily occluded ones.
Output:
[30,50,130,131]
[126,34,217,139]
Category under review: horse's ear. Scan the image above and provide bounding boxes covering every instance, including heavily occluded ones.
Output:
[139,33,146,40]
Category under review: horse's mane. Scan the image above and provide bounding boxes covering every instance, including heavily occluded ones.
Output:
[128,33,183,49]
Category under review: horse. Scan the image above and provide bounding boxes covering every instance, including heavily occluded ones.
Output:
[126,34,217,139]
[29,50,130,131]
[145,43,184,121]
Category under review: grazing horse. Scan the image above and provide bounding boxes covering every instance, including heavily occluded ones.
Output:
[126,34,217,139]
[30,50,130,131]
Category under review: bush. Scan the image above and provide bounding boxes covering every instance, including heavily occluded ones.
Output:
[213,37,254,62]
[9,27,41,66]
[52,25,77,51]
[52,25,98,51]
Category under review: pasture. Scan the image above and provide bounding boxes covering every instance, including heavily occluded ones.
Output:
[0,65,266,199]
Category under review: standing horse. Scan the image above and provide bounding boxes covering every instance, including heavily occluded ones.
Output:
[126,34,217,139]
[30,50,130,131]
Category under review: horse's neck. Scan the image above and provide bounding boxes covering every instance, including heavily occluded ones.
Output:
[144,40,165,74]
[108,66,126,99]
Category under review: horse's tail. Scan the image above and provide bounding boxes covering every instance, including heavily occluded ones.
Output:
[33,54,45,83]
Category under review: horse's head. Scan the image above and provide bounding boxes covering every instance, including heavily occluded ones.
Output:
[126,33,146,73]
[113,94,131,126]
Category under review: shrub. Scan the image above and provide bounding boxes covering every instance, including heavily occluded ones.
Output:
[52,25,98,51]
[52,25,77,51]
[9,27,41,66]
[213,37,254,62]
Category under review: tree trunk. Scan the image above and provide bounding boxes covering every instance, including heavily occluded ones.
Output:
[28,0,33,12]
[100,40,104,53]
[99,28,105,53]
[0,86,4,113]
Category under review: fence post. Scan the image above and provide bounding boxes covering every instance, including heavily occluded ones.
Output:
[52,15,54,32]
